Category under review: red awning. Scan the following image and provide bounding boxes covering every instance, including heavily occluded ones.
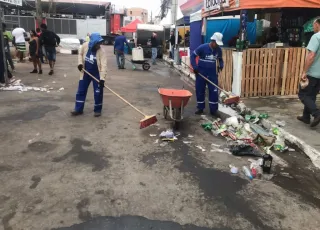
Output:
[203,0,320,18]
[121,19,142,33]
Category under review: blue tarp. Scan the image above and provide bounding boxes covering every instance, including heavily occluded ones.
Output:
[190,20,202,54]
[205,19,256,46]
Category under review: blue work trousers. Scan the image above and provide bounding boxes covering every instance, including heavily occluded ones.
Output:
[195,70,219,113]
[74,73,103,113]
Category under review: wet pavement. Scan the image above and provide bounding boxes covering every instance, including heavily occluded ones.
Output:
[0,46,320,230]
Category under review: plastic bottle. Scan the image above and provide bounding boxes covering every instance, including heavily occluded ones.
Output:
[251,168,257,178]
[242,166,253,180]
[236,39,240,51]
[262,154,273,173]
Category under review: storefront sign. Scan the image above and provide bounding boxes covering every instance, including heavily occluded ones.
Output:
[0,0,22,6]
[204,0,229,12]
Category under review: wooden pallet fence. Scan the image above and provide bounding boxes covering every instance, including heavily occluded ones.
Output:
[219,48,233,92]
[241,48,306,97]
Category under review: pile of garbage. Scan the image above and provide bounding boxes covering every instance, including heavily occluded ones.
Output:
[150,129,180,147]
[201,101,293,180]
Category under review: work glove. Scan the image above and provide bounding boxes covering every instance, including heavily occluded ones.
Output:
[77,64,83,72]
[99,80,105,89]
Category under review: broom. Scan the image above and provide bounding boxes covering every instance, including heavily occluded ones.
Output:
[83,69,157,129]
[181,61,240,105]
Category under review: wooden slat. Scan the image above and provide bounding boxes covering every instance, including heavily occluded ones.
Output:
[289,48,297,95]
[266,49,272,96]
[274,49,282,95]
[226,50,232,91]
[258,48,264,96]
[245,50,251,97]
[254,49,259,96]
[249,49,255,97]
[269,49,275,95]
[293,48,302,95]
[286,48,293,95]
[262,49,268,96]
[241,50,247,97]
[281,49,289,95]
[271,49,278,95]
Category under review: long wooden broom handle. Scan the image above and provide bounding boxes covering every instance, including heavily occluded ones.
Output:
[82,69,147,117]
[181,61,231,96]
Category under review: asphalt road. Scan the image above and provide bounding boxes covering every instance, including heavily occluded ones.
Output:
[0,46,320,230]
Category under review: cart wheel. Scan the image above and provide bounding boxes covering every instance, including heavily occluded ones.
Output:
[142,63,151,71]
[163,106,168,119]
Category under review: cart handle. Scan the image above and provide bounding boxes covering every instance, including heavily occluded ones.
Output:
[157,85,185,90]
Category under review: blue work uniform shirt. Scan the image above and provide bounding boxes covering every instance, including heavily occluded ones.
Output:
[114,35,130,52]
[191,43,224,72]
[85,50,99,76]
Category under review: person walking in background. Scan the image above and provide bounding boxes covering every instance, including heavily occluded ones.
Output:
[36,27,45,64]
[191,32,224,117]
[2,23,15,72]
[72,33,107,117]
[12,26,26,63]
[39,23,60,75]
[114,31,130,69]
[166,31,175,59]
[29,30,42,74]
[86,33,90,42]
[151,32,158,65]
[298,18,320,128]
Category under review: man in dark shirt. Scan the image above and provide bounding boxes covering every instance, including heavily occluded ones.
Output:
[114,31,130,69]
[151,32,158,65]
[39,23,60,75]
[167,31,175,59]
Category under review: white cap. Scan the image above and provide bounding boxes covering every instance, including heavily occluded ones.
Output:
[211,32,223,46]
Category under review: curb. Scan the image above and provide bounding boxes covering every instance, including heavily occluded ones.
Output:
[163,55,320,169]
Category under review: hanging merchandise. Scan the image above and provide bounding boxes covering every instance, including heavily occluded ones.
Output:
[240,10,248,50]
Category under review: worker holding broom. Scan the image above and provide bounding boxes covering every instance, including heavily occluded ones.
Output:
[190,32,224,116]
[71,32,107,117]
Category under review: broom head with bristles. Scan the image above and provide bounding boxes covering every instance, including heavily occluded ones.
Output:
[223,95,240,105]
[140,115,158,129]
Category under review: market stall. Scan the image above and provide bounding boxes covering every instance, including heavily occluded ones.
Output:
[203,0,320,97]
[189,10,202,54]
[121,19,142,33]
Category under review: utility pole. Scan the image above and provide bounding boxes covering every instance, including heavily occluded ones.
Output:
[150,11,152,24]
[36,0,42,27]
[171,0,178,25]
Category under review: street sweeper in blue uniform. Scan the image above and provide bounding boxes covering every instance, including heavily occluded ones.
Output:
[71,32,107,117]
[190,32,224,116]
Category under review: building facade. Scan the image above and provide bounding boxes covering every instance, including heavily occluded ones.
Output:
[123,7,148,25]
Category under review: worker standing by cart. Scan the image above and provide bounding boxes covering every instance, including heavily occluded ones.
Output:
[190,32,224,116]
[114,31,130,69]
